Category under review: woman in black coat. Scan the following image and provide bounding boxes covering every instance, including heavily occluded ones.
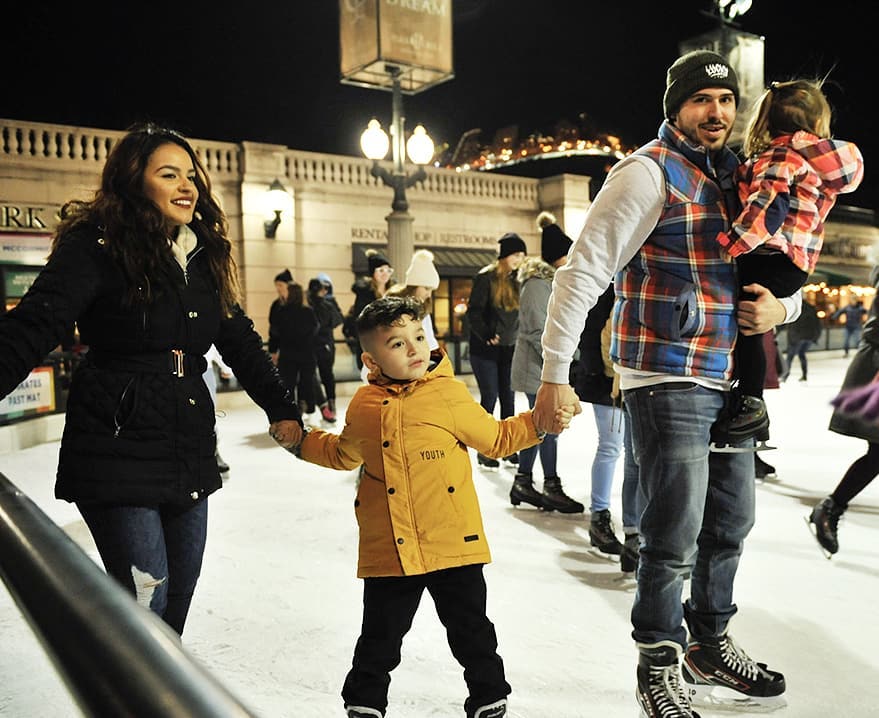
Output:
[0,123,302,634]
[809,265,879,557]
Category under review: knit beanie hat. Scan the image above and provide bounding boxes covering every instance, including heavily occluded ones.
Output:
[307,277,324,294]
[497,232,527,259]
[537,211,573,264]
[274,268,292,283]
[663,50,739,119]
[404,249,440,290]
[366,249,391,274]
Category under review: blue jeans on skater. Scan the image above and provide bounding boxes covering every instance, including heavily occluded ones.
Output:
[624,381,755,649]
[518,393,558,476]
[590,403,624,512]
[76,499,209,635]
[469,349,515,420]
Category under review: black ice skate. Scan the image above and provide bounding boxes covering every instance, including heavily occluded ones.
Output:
[636,642,701,717]
[710,395,776,453]
[805,496,844,558]
[589,509,624,555]
[509,472,547,510]
[345,706,383,718]
[541,476,584,513]
[682,633,786,711]
[465,697,506,718]
[477,453,500,469]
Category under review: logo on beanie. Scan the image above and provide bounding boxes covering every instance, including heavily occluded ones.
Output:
[705,63,730,79]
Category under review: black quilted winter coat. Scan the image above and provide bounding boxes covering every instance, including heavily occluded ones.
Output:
[0,224,299,506]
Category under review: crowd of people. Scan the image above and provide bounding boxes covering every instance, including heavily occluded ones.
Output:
[1,47,875,718]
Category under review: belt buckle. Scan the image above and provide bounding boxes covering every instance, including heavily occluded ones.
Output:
[171,349,185,378]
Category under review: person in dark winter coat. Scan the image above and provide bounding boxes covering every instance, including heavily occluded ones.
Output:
[343,249,393,370]
[467,232,526,469]
[0,123,302,635]
[781,297,822,381]
[307,276,344,422]
[269,282,321,421]
[808,265,879,556]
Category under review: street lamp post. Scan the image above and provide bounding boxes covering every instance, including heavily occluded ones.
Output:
[360,65,434,276]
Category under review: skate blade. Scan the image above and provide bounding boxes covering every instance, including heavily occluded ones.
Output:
[688,684,787,712]
[710,440,777,453]
[803,515,834,560]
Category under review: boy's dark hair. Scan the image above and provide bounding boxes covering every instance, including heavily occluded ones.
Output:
[356,296,425,347]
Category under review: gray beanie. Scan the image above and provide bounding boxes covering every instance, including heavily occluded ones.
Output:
[663,50,739,119]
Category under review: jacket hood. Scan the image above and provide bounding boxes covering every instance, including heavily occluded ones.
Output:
[783,132,864,193]
[516,256,555,284]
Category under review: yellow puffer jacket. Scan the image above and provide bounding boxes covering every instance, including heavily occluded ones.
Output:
[300,350,541,577]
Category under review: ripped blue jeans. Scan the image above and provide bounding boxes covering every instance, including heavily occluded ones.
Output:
[76,499,208,635]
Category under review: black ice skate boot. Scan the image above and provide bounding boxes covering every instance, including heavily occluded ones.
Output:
[541,477,584,513]
[509,472,546,509]
[465,697,507,718]
[636,642,700,717]
[682,632,786,710]
[710,394,771,449]
[589,509,624,555]
[345,706,384,718]
[477,453,500,469]
[620,532,640,573]
[808,496,845,557]
[502,452,519,467]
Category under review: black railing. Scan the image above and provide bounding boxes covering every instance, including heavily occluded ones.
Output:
[0,471,260,717]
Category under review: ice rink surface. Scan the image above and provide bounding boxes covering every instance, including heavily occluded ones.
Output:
[2,350,877,717]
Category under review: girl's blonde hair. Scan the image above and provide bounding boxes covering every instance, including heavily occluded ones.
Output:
[490,262,519,311]
[743,78,832,157]
[386,282,433,314]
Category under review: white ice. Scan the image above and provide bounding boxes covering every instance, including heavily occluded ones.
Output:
[1,350,877,717]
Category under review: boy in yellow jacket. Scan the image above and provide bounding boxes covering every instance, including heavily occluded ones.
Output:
[284,296,573,718]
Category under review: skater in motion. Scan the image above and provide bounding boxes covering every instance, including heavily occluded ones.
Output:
[809,264,879,557]
[283,296,573,718]
[532,51,801,716]
[712,77,863,446]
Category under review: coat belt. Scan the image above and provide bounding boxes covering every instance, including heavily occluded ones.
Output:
[86,349,207,377]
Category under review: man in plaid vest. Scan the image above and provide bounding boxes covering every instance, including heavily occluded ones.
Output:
[533,51,797,717]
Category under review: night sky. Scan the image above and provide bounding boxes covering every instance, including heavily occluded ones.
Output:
[4,0,876,209]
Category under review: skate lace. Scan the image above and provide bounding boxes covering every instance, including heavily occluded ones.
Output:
[648,664,691,717]
[719,635,760,681]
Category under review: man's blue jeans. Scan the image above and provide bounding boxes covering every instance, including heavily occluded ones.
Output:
[623,382,755,650]
[77,499,209,635]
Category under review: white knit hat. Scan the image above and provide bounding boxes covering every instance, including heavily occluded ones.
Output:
[404,249,440,290]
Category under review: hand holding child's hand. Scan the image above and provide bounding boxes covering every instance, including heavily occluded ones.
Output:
[269,420,303,451]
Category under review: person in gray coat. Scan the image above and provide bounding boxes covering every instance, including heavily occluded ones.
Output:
[510,212,582,512]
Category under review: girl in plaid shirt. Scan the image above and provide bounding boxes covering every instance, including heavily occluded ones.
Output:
[714,78,864,443]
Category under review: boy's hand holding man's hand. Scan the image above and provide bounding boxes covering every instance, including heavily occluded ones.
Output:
[555,403,575,431]
[269,420,303,450]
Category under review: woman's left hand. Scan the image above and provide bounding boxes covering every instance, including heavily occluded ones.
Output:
[269,420,303,450]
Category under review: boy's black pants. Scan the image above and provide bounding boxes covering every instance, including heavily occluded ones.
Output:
[342,563,510,714]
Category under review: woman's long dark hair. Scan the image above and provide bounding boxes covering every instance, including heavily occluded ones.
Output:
[51,122,241,314]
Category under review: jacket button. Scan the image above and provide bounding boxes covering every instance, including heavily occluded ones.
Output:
[383,399,389,405]
[448,486,455,493]
[189,398,196,405]
[397,537,404,544]
[190,491,199,500]
[388,487,395,494]
[382,440,389,447]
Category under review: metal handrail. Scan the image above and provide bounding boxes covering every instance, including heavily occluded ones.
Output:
[0,471,260,717]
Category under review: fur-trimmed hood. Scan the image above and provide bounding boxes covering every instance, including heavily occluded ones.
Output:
[516,256,555,284]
